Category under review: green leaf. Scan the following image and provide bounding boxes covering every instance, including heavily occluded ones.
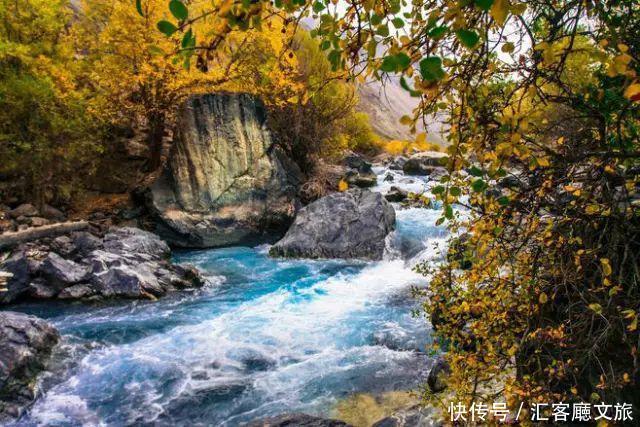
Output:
[392,18,404,28]
[450,186,461,197]
[370,13,382,25]
[399,76,421,97]
[428,26,448,39]
[136,0,144,17]
[380,53,409,73]
[328,49,342,71]
[469,165,484,176]
[471,178,487,193]
[380,56,398,72]
[181,28,193,49]
[497,196,510,206]
[313,1,325,13]
[157,20,178,36]
[169,0,188,21]
[444,204,454,219]
[320,40,331,51]
[376,24,389,37]
[432,185,445,195]
[419,56,445,82]
[456,29,480,49]
[474,0,493,11]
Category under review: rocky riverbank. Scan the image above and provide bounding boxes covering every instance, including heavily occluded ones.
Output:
[1,227,203,304]
[0,311,59,421]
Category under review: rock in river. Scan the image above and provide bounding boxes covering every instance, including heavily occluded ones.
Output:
[402,151,448,176]
[147,93,303,248]
[270,189,396,260]
[0,311,59,421]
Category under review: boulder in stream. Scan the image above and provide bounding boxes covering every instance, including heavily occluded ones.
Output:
[270,189,395,260]
[0,311,59,421]
[402,152,448,176]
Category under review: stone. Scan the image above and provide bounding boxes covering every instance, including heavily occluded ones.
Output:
[383,173,394,182]
[426,357,451,393]
[37,252,87,291]
[8,204,39,219]
[58,284,95,300]
[344,170,377,188]
[402,152,449,176]
[103,227,170,260]
[91,264,164,298]
[28,280,57,299]
[388,156,408,171]
[29,217,49,227]
[40,205,65,221]
[385,187,408,203]
[270,189,395,260]
[71,231,103,257]
[0,311,59,421]
[0,251,32,303]
[51,235,76,258]
[246,413,351,427]
[147,93,303,248]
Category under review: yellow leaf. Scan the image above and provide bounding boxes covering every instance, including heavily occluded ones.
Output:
[539,292,548,304]
[490,0,510,26]
[629,317,638,332]
[624,83,640,102]
[600,258,612,276]
[338,179,349,192]
[400,115,413,125]
[618,43,629,53]
[588,303,603,314]
[501,42,514,53]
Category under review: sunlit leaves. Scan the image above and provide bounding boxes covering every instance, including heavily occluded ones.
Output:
[490,0,510,26]
[624,82,640,102]
[419,56,445,82]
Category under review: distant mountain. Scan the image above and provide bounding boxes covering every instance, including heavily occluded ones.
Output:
[356,78,446,146]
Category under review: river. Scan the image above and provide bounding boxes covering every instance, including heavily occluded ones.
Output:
[10,165,449,426]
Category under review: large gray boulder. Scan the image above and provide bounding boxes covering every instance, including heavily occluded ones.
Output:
[0,311,59,421]
[270,189,396,260]
[246,413,351,426]
[147,93,303,248]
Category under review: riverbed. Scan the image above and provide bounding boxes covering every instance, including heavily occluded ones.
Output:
[10,166,448,426]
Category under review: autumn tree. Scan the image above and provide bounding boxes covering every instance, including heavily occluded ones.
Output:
[0,0,102,205]
[158,0,640,416]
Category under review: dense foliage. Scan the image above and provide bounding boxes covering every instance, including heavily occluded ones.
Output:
[161,0,640,418]
[0,0,377,206]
